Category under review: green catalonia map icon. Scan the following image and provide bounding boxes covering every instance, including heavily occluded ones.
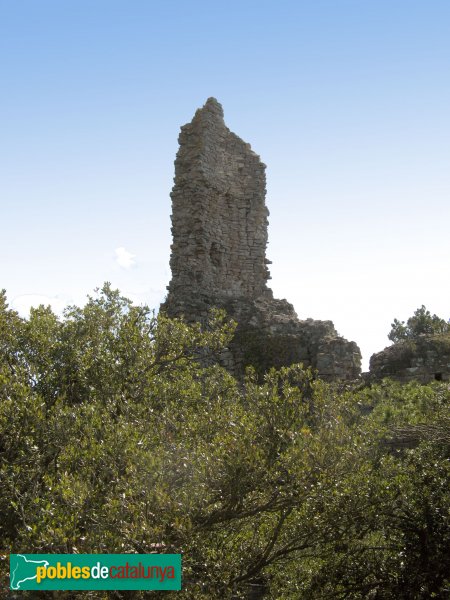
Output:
[10,555,50,590]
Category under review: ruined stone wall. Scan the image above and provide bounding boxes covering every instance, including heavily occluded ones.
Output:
[166,98,271,319]
[369,334,450,383]
[162,98,361,381]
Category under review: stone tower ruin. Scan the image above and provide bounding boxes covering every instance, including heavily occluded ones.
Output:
[162,98,361,380]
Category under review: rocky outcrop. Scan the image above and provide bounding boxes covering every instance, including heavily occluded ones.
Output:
[369,334,450,383]
[161,98,361,380]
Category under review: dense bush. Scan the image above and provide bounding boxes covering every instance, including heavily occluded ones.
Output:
[1,286,449,598]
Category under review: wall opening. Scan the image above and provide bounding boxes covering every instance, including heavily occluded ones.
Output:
[434,372,443,381]
[210,242,222,267]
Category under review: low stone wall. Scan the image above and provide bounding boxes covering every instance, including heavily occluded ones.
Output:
[369,334,450,383]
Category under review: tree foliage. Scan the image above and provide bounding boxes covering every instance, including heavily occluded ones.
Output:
[388,305,450,343]
[0,286,449,599]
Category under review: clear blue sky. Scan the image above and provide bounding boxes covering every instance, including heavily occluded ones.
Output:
[1,0,449,370]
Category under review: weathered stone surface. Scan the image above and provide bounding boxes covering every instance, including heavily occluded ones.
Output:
[369,334,450,383]
[161,98,361,380]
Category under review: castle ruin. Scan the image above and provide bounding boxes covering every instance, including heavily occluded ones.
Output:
[369,335,450,383]
[161,98,361,380]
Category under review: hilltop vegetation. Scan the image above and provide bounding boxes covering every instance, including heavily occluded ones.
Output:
[1,286,449,599]
[389,305,450,343]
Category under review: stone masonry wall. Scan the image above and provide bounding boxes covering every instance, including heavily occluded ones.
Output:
[166,98,271,317]
[162,98,361,380]
[369,335,450,383]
